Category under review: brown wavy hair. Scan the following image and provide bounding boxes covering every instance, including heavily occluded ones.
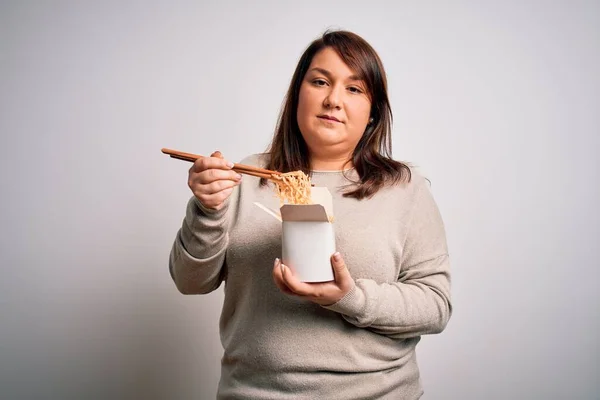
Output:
[261,30,411,199]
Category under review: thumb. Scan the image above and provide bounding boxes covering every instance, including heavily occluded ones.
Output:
[210,150,224,159]
[331,252,351,282]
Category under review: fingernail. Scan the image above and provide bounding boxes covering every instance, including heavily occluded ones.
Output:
[333,252,341,262]
[236,174,242,180]
[226,162,234,168]
[280,262,285,276]
[274,258,280,267]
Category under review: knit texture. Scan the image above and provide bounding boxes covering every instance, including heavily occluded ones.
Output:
[169,154,451,400]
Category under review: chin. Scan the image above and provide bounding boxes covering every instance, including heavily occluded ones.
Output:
[304,137,343,149]
[308,126,343,141]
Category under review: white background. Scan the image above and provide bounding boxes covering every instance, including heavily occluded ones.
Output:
[1,1,598,399]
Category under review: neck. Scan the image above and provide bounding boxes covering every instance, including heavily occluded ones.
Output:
[309,152,353,171]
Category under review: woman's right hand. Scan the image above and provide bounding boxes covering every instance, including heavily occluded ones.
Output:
[188,151,242,211]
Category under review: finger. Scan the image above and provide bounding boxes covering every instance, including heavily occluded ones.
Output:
[330,252,349,280]
[210,150,224,159]
[330,252,354,291]
[194,187,235,207]
[191,155,234,173]
[272,258,295,295]
[190,168,242,185]
[280,263,318,296]
[192,178,240,195]
[188,181,240,201]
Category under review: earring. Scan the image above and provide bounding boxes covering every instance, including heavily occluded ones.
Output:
[368,117,374,125]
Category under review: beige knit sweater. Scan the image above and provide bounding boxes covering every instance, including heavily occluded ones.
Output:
[169,154,452,399]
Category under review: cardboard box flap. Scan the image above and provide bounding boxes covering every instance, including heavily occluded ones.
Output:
[253,202,282,222]
[310,187,333,218]
[280,204,329,222]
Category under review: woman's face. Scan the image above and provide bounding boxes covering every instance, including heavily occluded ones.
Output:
[297,47,372,166]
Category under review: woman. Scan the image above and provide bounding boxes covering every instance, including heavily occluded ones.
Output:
[169,30,451,399]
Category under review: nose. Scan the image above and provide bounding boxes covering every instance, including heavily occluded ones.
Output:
[323,85,342,109]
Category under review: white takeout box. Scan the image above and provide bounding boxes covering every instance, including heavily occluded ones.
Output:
[254,187,336,282]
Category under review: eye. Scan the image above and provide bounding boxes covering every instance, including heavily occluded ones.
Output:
[312,79,328,87]
[348,86,364,94]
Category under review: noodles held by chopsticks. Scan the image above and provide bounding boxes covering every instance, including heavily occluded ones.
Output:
[271,170,335,222]
[271,171,312,205]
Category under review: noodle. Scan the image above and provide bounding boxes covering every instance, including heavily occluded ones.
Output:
[271,171,312,205]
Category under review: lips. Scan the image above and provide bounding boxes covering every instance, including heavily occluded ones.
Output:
[318,115,342,123]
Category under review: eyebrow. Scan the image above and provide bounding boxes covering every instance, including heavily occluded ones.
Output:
[308,67,361,82]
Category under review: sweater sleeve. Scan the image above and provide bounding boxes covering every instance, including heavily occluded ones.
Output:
[168,194,234,295]
[324,180,452,339]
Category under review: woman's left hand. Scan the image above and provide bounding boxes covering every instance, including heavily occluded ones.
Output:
[272,252,355,306]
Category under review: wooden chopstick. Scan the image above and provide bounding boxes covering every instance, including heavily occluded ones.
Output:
[161,148,281,180]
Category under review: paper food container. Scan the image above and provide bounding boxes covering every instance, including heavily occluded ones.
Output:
[254,187,335,282]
